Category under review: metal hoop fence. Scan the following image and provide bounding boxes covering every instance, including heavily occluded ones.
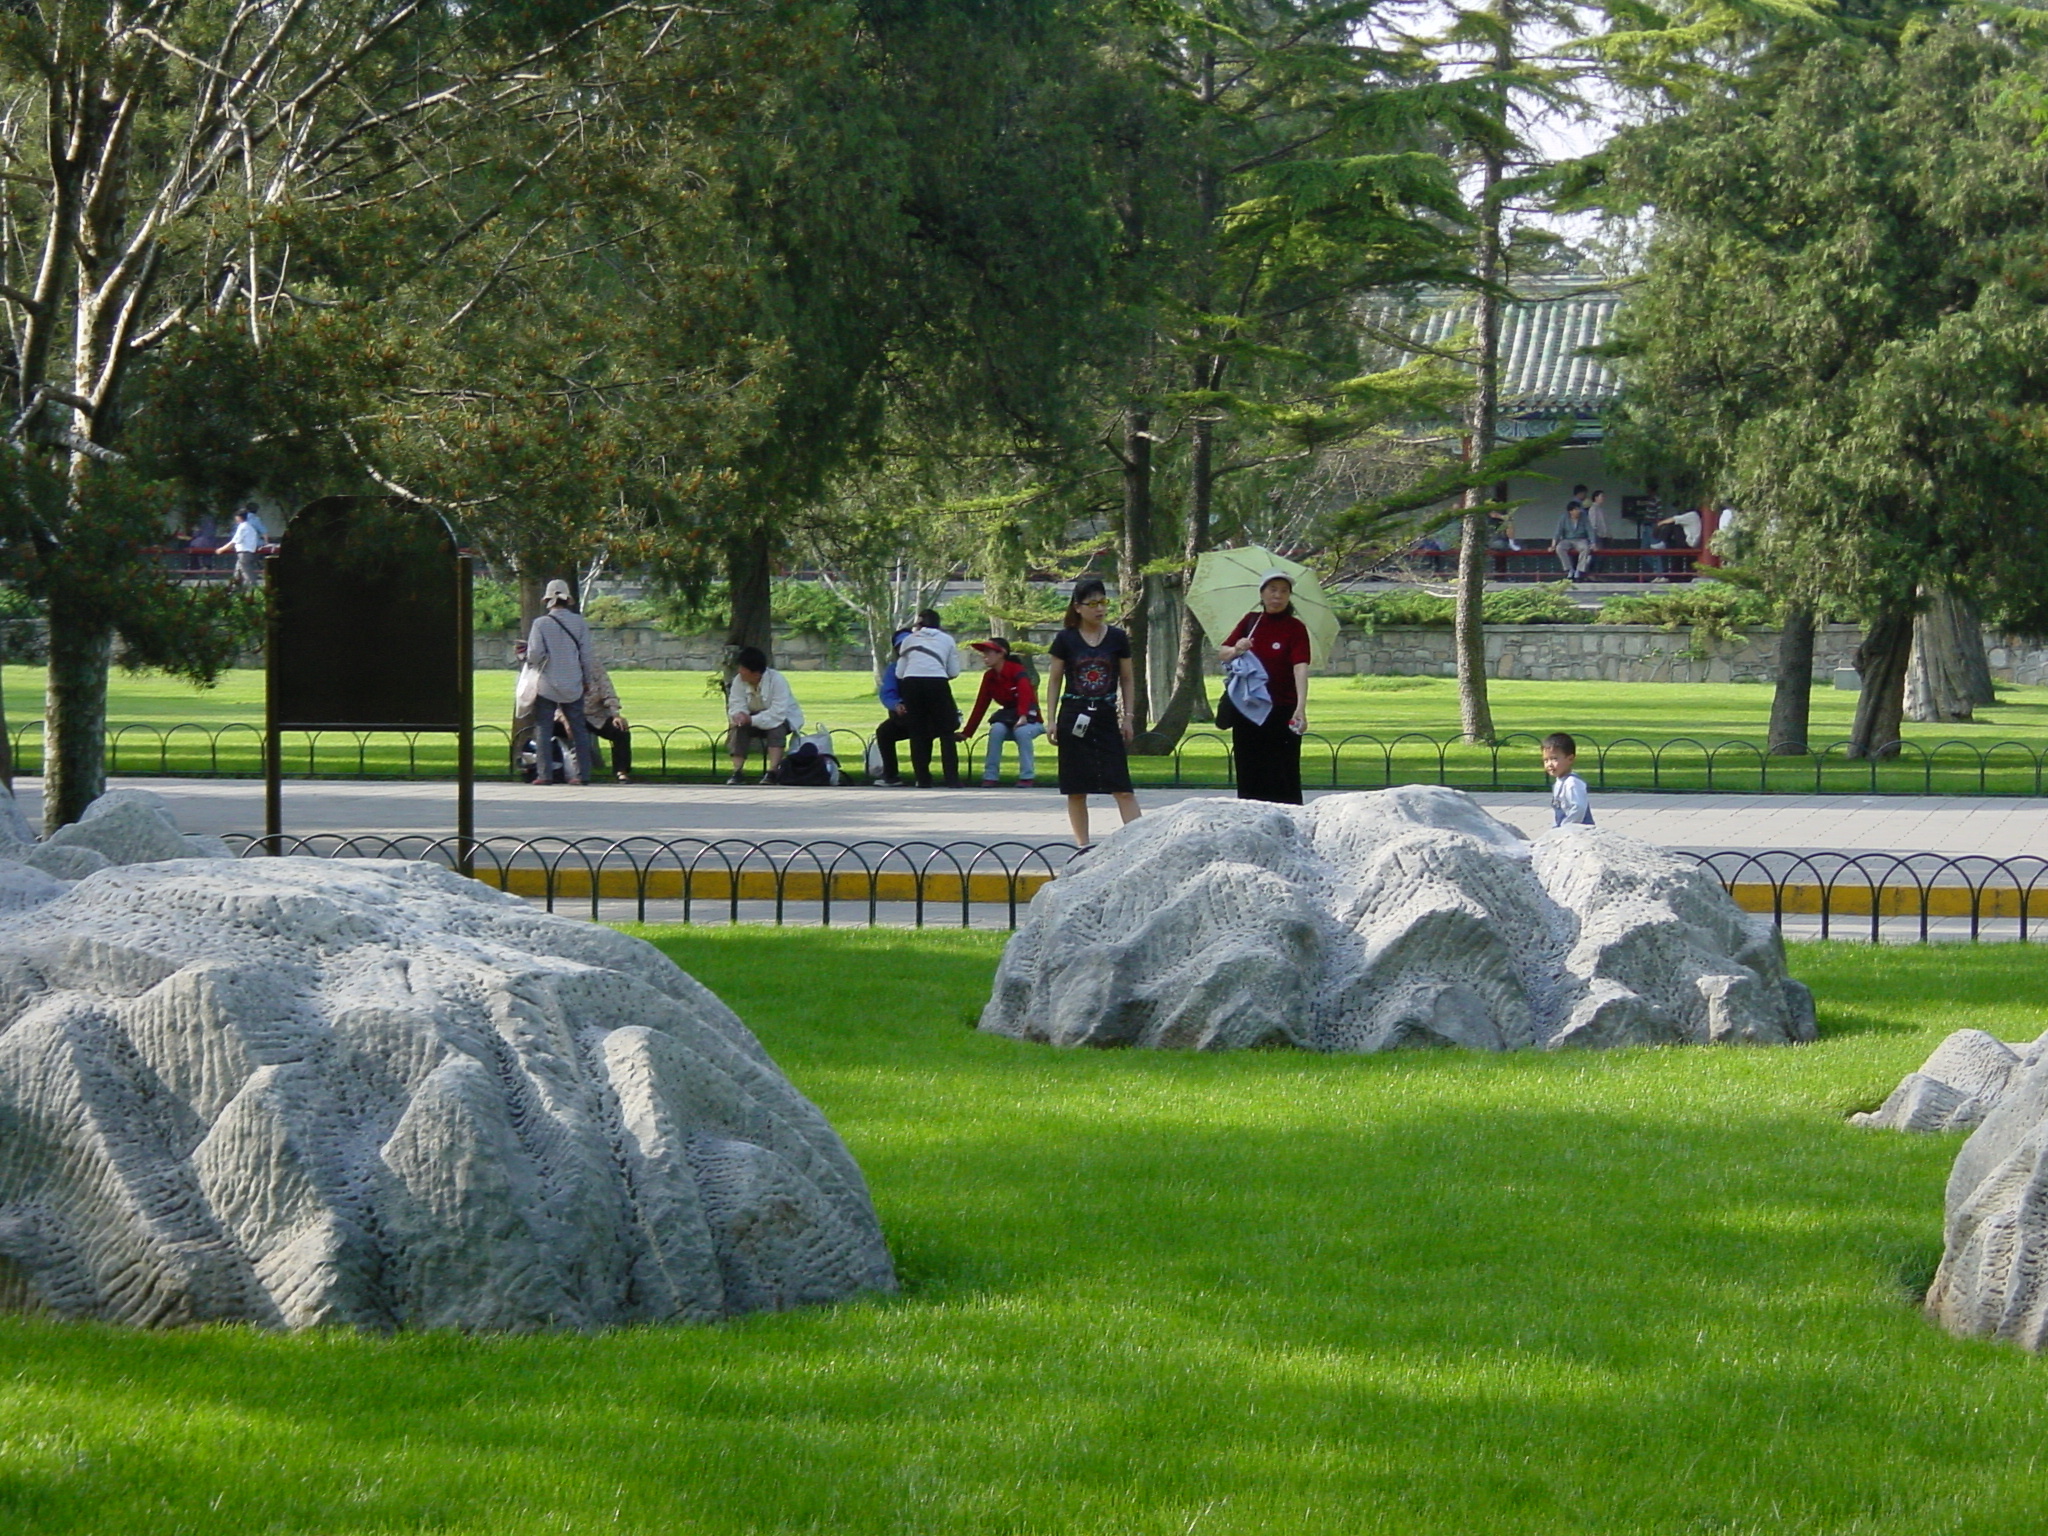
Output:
[37,722,2048,797]
[223,834,2048,942]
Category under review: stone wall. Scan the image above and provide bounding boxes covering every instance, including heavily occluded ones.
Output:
[479,619,2048,687]
[1321,623,1869,685]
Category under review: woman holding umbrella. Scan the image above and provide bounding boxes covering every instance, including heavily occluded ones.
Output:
[1220,571,1313,804]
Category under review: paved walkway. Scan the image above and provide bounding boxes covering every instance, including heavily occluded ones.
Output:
[17,776,2048,859]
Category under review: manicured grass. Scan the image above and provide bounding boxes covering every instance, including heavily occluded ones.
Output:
[2,932,2046,1533]
[13,666,2048,791]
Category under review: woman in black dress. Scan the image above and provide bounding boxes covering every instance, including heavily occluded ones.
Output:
[1046,578,1143,847]
[1220,572,1313,804]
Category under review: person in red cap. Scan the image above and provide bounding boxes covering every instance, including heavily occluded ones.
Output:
[956,637,1044,786]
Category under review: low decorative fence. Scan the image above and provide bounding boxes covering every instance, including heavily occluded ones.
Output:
[225,835,2048,943]
[51,721,2048,797]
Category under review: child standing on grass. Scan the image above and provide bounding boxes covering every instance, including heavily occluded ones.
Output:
[1542,731,1593,827]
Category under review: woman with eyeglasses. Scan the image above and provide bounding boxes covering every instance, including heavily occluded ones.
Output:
[1045,577,1142,847]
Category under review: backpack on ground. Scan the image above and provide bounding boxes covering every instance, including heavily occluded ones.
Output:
[773,740,839,787]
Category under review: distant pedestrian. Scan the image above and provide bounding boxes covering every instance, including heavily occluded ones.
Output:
[958,637,1043,786]
[726,646,803,784]
[1046,577,1141,847]
[216,509,265,588]
[1219,572,1312,805]
[895,610,963,788]
[1543,732,1593,827]
[525,578,595,785]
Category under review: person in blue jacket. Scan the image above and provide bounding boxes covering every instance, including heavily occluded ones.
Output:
[869,628,914,786]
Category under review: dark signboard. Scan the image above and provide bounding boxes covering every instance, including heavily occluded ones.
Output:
[270,496,468,728]
[265,496,473,861]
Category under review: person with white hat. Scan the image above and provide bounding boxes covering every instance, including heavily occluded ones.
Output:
[523,578,595,785]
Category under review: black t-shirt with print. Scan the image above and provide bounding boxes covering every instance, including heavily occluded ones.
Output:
[1049,625,1130,705]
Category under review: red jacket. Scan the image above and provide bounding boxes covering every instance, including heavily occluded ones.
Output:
[961,659,1041,732]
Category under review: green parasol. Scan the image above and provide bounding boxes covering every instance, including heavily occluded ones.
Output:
[1185,545,1338,665]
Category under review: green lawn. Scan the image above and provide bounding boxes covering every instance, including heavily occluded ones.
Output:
[1,932,2045,1533]
[15,666,2048,792]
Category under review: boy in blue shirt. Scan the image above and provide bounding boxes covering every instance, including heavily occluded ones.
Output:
[1543,732,1593,827]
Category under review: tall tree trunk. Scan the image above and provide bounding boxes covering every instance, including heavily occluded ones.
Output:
[1905,584,1993,722]
[1767,602,1815,756]
[725,527,774,666]
[1455,34,1507,746]
[1136,412,1217,752]
[1118,405,1153,732]
[1848,605,1914,759]
[43,600,111,831]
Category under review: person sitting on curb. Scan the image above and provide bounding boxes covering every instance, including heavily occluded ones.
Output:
[726,647,804,785]
[957,637,1043,786]
[868,627,913,787]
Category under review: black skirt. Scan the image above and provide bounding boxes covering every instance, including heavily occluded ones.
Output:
[1055,698,1133,795]
[1233,713,1303,804]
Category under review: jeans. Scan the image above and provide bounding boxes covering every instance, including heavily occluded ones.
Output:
[982,720,1044,781]
[537,695,594,783]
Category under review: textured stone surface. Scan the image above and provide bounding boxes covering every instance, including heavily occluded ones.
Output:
[981,787,1814,1052]
[1923,1038,2048,1348]
[0,857,895,1330]
[1851,1030,2035,1133]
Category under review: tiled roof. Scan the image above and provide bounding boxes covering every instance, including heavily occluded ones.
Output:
[1361,280,1623,416]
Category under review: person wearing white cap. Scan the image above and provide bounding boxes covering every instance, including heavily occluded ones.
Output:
[523,578,595,785]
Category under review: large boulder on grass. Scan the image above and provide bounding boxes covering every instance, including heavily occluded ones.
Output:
[980,787,1815,1052]
[0,857,895,1330]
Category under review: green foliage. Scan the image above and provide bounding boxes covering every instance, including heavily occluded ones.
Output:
[580,595,655,630]
[472,581,523,633]
[0,587,44,665]
[1597,582,1779,650]
[937,590,1065,637]
[1606,16,2048,628]
[771,582,864,647]
[642,583,730,639]
[1334,583,1584,629]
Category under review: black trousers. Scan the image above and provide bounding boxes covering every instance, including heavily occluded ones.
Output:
[1233,714,1303,804]
[899,676,961,786]
[872,711,912,781]
[590,718,632,778]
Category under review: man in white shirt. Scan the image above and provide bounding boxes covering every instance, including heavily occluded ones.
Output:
[216,509,265,588]
[894,609,962,788]
[726,646,804,784]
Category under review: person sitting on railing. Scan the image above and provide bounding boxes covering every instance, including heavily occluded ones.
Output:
[867,627,912,787]
[581,655,632,783]
[1554,501,1595,583]
[1653,507,1702,583]
[726,646,803,785]
[957,637,1043,787]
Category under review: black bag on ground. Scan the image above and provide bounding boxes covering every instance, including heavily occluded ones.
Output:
[773,741,838,786]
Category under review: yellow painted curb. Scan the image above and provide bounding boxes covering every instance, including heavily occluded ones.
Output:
[465,868,2040,922]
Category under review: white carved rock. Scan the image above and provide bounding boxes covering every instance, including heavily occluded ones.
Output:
[1921,1036,2048,1348]
[0,857,895,1330]
[982,787,1815,1052]
[1852,1030,2036,1133]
